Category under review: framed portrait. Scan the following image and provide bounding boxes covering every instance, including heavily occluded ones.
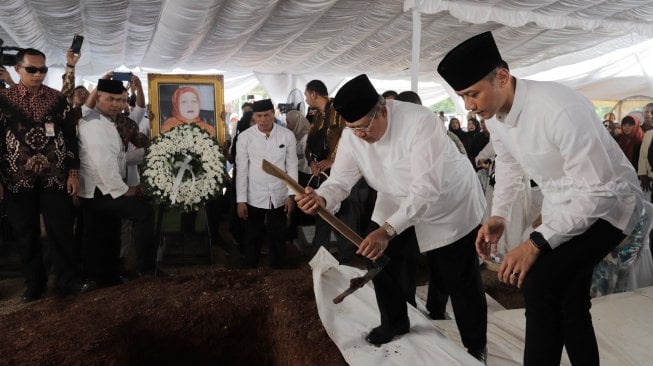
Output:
[147,74,226,145]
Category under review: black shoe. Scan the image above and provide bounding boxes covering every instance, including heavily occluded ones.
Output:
[21,287,44,303]
[365,320,410,345]
[66,280,97,296]
[468,347,487,365]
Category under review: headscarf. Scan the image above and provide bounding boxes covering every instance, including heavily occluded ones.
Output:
[448,118,465,141]
[171,86,201,123]
[285,110,311,142]
[161,86,216,136]
[618,114,644,163]
[236,111,253,134]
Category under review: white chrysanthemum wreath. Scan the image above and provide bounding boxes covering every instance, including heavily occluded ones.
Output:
[143,123,226,211]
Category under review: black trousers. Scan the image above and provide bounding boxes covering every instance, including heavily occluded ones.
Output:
[522,219,624,366]
[5,185,79,291]
[313,179,368,263]
[371,226,419,327]
[82,189,155,284]
[243,204,287,269]
[426,226,487,352]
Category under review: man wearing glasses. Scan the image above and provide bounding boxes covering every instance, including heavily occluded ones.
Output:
[0,48,95,302]
[295,74,488,363]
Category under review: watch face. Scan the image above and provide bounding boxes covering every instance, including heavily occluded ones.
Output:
[383,223,395,236]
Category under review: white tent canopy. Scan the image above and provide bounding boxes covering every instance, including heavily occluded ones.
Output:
[1,0,652,107]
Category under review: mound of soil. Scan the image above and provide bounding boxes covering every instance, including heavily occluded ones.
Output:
[0,267,346,366]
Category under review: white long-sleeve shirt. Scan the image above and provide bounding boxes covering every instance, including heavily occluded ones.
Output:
[236,123,298,209]
[78,109,128,199]
[488,78,648,248]
[317,100,486,252]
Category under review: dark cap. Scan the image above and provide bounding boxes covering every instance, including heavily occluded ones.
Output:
[97,79,125,94]
[334,74,379,122]
[437,31,504,91]
[252,99,274,112]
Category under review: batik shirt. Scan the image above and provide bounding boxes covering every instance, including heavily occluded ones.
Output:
[0,83,79,193]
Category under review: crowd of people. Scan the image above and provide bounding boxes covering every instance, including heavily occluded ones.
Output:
[0,47,156,304]
[1,31,653,366]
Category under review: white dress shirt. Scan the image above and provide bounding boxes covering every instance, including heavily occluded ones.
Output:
[317,100,486,252]
[488,78,648,248]
[78,109,128,199]
[236,123,298,209]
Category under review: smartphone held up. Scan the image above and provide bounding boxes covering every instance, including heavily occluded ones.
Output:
[70,34,84,54]
[112,72,132,82]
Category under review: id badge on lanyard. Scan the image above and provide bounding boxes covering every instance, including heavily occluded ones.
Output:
[45,122,55,137]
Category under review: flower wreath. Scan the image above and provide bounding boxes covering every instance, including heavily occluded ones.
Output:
[142,123,226,211]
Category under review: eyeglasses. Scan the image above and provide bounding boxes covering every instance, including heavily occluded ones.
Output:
[20,66,49,74]
[346,109,378,134]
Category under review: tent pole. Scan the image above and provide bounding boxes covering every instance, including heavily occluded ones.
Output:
[411,8,421,92]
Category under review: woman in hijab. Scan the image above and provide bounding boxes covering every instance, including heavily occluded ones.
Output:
[448,117,465,142]
[228,111,254,165]
[463,117,489,168]
[285,110,312,181]
[617,114,644,169]
[161,86,216,136]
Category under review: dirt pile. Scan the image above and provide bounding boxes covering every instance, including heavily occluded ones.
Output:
[0,267,346,366]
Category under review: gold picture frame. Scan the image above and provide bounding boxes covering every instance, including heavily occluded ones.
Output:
[147,73,226,145]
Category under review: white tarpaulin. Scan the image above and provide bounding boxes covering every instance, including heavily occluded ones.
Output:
[309,247,482,365]
[310,246,653,365]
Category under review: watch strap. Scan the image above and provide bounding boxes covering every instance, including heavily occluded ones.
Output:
[529,231,552,253]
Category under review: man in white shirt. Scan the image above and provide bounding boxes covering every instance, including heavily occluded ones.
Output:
[438,31,651,365]
[295,74,488,362]
[77,79,156,286]
[236,99,298,269]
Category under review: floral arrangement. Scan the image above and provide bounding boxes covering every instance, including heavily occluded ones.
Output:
[142,123,226,211]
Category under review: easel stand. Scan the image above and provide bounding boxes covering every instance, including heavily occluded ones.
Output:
[154,204,214,271]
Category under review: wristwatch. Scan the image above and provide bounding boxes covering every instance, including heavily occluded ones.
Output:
[382,222,396,238]
[529,231,552,253]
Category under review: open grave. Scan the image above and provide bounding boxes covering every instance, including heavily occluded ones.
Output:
[0,267,346,366]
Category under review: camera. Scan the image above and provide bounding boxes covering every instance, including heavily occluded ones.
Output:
[277,103,296,114]
[112,71,132,82]
[0,38,22,66]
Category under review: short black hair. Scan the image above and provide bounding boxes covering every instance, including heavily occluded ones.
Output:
[305,80,328,97]
[16,48,46,64]
[382,90,399,99]
[241,102,254,110]
[396,91,422,105]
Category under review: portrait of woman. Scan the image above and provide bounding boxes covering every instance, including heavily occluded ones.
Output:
[161,86,216,136]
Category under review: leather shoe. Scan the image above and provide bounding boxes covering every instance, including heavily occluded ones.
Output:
[468,346,487,365]
[61,279,97,296]
[365,320,410,345]
[21,287,44,303]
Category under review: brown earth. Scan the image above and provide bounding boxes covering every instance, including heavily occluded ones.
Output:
[0,266,347,366]
[0,223,523,366]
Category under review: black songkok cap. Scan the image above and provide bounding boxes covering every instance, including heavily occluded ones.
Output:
[97,79,125,94]
[334,74,379,122]
[252,99,274,112]
[437,31,504,91]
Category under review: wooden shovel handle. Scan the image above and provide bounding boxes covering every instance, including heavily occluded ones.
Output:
[261,159,363,247]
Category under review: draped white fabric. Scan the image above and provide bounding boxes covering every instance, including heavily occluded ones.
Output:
[1,0,652,105]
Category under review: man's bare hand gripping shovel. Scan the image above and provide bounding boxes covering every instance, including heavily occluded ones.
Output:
[261,159,389,304]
